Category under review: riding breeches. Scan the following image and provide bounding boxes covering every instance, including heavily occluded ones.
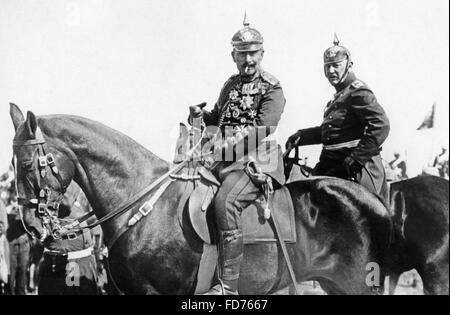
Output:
[214,170,260,231]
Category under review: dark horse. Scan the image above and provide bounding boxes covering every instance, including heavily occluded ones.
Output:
[10,104,393,295]
[387,176,449,295]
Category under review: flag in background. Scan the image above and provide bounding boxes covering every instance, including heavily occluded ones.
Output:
[417,103,436,130]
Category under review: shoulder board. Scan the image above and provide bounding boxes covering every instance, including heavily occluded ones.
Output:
[351,80,367,90]
[260,71,280,85]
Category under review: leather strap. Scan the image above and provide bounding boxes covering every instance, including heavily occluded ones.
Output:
[270,205,299,295]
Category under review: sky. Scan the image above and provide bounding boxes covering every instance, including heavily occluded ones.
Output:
[0,0,449,176]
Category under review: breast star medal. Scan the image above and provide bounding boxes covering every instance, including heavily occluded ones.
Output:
[240,95,254,110]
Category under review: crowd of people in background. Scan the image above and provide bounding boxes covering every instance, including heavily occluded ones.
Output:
[384,146,449,182]
[0,165,33,295]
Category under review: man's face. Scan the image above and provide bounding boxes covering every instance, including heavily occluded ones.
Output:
[0,222,5,236]
[324,59,349,86]
[232,49,264,77]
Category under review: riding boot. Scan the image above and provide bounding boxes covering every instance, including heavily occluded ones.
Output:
[203,229,243,295]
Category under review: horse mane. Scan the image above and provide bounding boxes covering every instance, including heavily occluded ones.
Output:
[36,114,169,169]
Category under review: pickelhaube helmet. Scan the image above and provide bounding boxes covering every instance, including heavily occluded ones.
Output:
[323,33,352,64]
[231,13,264,52]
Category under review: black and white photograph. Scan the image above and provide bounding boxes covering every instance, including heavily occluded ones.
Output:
[0,0,448,298]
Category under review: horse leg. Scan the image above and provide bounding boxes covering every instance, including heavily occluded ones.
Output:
[292,220,377,295]
[418,262,449,295]
[316,278,346,295]
[386,273,400,295]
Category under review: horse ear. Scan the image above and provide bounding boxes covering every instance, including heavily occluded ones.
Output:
[9,103,25,131]
[25,111,38,138]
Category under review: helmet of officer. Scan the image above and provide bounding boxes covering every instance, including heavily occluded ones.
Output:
[231,13,264,52]
[323,33,352,64]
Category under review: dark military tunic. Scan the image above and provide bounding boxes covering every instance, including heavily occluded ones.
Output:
[200,70,286,230]
[203,70,286,185]
[298,72,390,198]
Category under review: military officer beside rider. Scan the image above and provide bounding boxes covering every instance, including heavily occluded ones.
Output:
[286,35,390,201]
[188,15,286,295]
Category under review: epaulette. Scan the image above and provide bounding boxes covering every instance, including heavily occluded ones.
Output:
[260,71,280,85]
[351,79,367,89]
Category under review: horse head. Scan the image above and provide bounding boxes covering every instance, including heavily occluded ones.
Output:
[10,103,75,243]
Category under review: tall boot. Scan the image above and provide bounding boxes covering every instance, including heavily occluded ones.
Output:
[203,229,243,295]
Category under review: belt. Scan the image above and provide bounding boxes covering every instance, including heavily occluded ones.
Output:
[44,246,94,260]
[323,139,360,151]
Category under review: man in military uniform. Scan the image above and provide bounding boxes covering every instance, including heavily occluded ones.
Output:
[189,15,286,295]
[286,35,390,201]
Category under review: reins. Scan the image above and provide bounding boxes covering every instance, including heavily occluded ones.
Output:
[13,128,205,245]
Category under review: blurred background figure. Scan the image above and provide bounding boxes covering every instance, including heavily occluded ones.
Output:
[7,195,31,295]
[433,146,449,179]
[0,198,10,295]
[388,152,408,181]
[1,168,33,295]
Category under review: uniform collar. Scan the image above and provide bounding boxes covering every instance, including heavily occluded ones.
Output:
[334,72,356,93]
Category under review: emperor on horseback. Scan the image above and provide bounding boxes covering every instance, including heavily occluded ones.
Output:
[188,15,286,295]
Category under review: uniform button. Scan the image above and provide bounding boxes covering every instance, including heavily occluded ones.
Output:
[329,116,333,119]
[328,124,332,128]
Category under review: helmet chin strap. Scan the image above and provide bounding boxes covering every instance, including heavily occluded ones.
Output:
[336,58,351,85]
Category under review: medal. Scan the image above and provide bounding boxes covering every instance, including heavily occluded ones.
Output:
[242,83,254,95]
[240,95,254,110]
[229,90,239,101]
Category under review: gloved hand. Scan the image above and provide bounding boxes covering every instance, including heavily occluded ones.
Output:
[285,130,302,150]
[189,102,207,120]
[343,156,362,180]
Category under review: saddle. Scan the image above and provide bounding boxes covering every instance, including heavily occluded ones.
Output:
[172,123,297,245]
[171,123,297,293]
[183,165,296,245]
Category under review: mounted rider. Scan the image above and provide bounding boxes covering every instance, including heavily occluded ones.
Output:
[188,14,286,295]
[286,34,390,201]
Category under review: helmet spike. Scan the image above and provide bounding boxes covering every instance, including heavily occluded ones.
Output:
[243,11,249,27]
[231,12,263,52]
[333,33,340,46]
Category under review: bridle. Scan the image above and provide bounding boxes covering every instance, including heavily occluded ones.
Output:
[13,133,68,241]
[11,124,218,249]
[12,129,192,247]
